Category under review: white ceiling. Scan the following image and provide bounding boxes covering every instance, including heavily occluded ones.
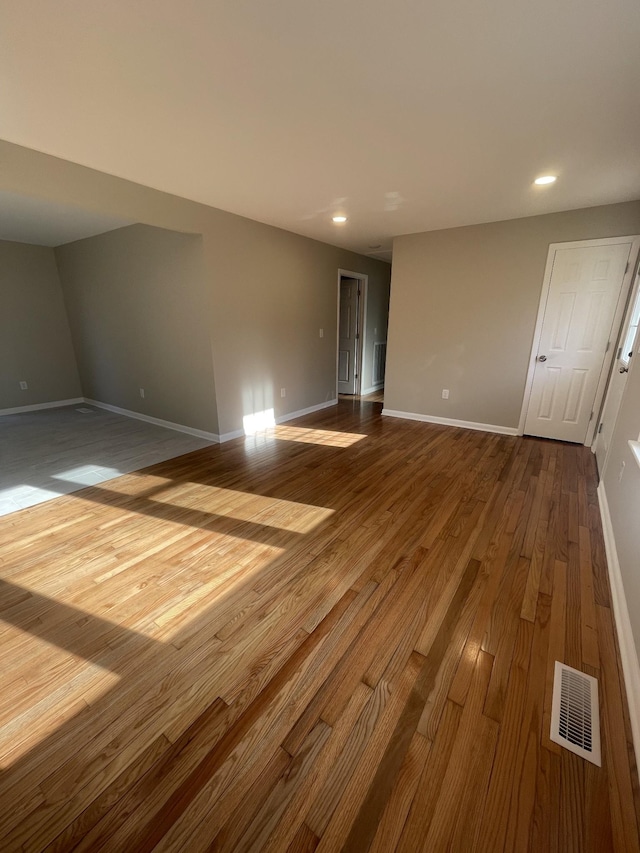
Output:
[0,191,131,247]
[1,0,639,259]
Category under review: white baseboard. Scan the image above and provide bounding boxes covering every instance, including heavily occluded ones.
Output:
[218,427,245,443]
[361,384,384,396]
[0,397,84,416]
[84,399,219,443]
[5,395,339,445]
[218,398,339,444]
[597,481,640,768]
[276,398,338,425]
[381,408,519,436]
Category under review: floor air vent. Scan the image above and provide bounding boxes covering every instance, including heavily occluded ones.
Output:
[76,408,94,414]
[550,661,601,766]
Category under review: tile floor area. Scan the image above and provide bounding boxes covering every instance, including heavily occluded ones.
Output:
[0,405,215,516]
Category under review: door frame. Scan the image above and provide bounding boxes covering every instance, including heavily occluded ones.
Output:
[517,235,640,444]
[592,260,640,465]
[336,269,368,398]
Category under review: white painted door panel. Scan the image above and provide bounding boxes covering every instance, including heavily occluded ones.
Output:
[524,242,632,443]
[338,278,359,394]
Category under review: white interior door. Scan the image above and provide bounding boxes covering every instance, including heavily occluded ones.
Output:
[338,277,359,394]
[524,241,634,443]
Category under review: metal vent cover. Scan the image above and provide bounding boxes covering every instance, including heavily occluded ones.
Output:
[75,407,94,414]
[550,661,601,766]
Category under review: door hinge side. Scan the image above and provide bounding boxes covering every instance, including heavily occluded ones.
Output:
[598,422,604,434]
[617,346,623,359]
[605,340,610,354]
[589,410,594,422]
[626,261,630,274]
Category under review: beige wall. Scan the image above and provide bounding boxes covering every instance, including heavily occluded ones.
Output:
[55,225,217,433]
[0,240,81,410]
[0,140,390,436]
[205,221,391,435]
[386,202,640,428]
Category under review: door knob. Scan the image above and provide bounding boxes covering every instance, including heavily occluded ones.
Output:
[619,366,629,373]
[538,355,547,362]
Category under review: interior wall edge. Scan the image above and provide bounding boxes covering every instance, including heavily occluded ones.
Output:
[380,408,520,436]
[0,397,84,417]
[84,398,220,443]
[218,398,339,444]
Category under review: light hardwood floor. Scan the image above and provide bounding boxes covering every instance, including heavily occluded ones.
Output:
[0,399,638,851]
[0,405,213,516]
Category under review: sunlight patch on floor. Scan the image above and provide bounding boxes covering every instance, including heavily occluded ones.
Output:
[147,484,335,534]
[52,471,335,535]
[52,464,123,484]
[269,424,366,447]
[150,545,285,635]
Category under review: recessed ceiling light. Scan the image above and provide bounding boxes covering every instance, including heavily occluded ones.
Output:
[332,215,347,223]
[534,175,557,185]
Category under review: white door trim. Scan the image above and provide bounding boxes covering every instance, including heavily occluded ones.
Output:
[336,269,368,398]
[592,261,640,465]
[518,235,640,443]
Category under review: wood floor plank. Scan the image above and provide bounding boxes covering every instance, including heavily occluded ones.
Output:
[368,731,431,853]
[68,698,230,853]
[578,525,600,670]
[259,683,373,853]
[314,652,425,853]
[473,616,535,853]
[338,556,482,852]
[502,592,554,851]
[447,713,499,850]
[529,745,561,852]
[583,746,615,852]
[284,823,319,853]
[417,559,486,739]
[305,680,390,837]
[542,559,567,756]
[565,540,583,670]
[419,650,495,851]
[483,555,530,722]
[231,722,332,853]
[206,746,292,853]
[395,702,463,851]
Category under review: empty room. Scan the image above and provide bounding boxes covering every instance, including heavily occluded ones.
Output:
[1,2,640,851]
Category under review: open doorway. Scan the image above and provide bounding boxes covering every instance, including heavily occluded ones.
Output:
[337,271,365,396]
[336,268,389,402]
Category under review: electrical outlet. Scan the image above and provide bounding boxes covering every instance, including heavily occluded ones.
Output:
[19,380,28,390]
[281,388,286,398]
[442,389,450,400]
[139,388,145,398]
[319,328,324,338]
